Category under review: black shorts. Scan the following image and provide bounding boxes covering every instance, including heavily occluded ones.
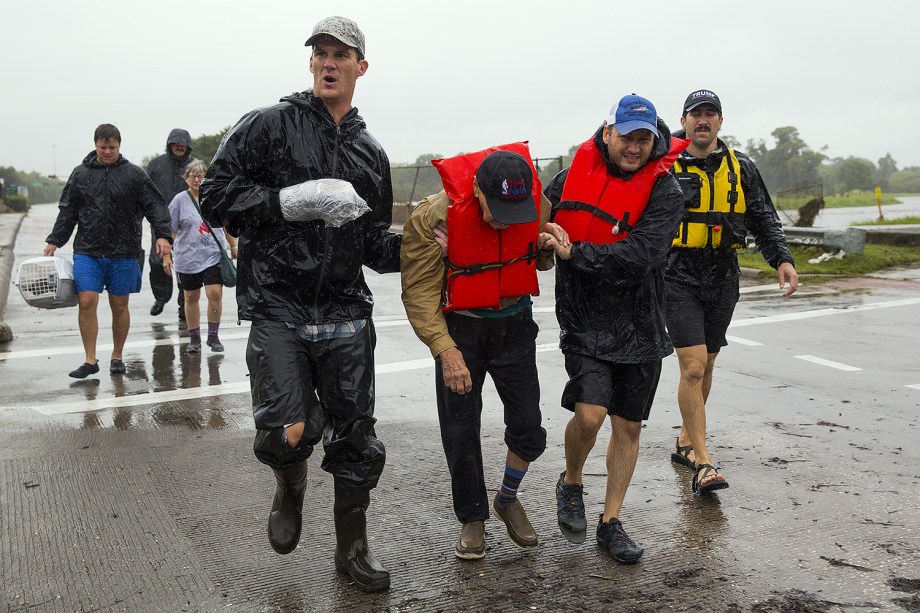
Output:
[177,264,222,291]
[665,281,739,353]
[561,353,662,422]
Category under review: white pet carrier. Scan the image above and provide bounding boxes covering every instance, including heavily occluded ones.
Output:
[15,256,78,309]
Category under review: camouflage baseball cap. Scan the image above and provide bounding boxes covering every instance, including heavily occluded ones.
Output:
[305,16,366,57]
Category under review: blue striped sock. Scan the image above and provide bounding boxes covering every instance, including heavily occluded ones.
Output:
[498,465,527,505]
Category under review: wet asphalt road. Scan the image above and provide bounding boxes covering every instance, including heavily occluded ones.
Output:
[1,204,919,612]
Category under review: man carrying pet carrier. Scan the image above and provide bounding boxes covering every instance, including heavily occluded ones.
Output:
[44,123,173,378]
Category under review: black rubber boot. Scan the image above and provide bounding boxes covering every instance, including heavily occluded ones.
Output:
[333,482,390,592]
[267,461,308,554]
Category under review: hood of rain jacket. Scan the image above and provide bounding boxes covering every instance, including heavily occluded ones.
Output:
[544,119,685,363]
[146,129,194,201]
[46,151,172,258]
[200,90,402,324]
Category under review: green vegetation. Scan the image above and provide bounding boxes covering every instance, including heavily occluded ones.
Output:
[774,191,900,211]
[0,166,65,205]
[853,216,920,226]
[738,244,920,278]
[3,194,30,212]
[889,168,920,192]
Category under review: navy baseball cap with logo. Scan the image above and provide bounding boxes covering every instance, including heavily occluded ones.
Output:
[475,151,537,225]
[608,94,660,138]
[683,89,722,114]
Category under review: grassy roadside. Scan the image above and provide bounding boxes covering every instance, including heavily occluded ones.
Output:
[775,192,904,211]
[737,244,920,278]
[853,216,920,226]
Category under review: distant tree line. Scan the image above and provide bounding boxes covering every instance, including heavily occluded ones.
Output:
[742,126,919,196]
[0,166,66,207]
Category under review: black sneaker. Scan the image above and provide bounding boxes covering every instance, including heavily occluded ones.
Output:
[149,301,165,316]
[69,361,100,379]
[596,516,643,564]
[187,339,201,353]
[109,359,126,374]
[206,336,224,352]
[556,472,587,543]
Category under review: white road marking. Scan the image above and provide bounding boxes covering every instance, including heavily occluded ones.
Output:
[3,298,916,415]
[725,335,763,346]
[729,297,920,328]
[794,355,862,372]
[907,384,920,391]
[12,346,566,416]
[25,382,251,416]
[739,283,786,294]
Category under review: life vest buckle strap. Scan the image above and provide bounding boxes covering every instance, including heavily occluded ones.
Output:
[446,248,537,279]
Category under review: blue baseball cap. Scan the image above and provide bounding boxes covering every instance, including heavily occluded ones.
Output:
[607,94,660,138]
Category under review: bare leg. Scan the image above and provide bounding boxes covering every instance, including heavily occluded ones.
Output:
[603,415,641,522]
[676,345,712,465]
[184,288,202,331]
[204,284,223,324]
[506,450,529,472]
[108,294,130,360]
[676,345,724,488]
[563,403,607,485]
[77,291,100,363]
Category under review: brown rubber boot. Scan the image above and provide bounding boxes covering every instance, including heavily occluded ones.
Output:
[267,461,308,554]
[333,482,390,592]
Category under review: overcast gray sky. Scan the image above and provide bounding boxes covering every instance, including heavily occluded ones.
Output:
[2,0,917,178]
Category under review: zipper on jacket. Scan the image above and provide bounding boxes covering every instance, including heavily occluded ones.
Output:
[311,124,340,320]
[706,168,716,248]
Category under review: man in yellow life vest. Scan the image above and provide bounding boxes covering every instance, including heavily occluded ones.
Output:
[400,147,569,560]
[541,95,687,563]
[665,89,798,494]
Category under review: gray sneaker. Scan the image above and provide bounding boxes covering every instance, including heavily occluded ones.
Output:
[187,339,201,353]
[596,515,643,564]
[556,472,587,543]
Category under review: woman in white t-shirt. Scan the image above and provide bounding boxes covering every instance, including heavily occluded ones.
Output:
[163,160,236,353]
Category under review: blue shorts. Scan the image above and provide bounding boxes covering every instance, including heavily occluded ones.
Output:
[73,254,142,296]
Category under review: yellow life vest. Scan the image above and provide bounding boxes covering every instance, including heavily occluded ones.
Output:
[671,149,747,249]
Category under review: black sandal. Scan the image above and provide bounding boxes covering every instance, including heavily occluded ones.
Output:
[693,463,729,495]
[670,438,696,470]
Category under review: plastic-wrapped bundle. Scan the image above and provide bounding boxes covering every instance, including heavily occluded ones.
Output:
[15,256,78,309]
[279,178,370,227]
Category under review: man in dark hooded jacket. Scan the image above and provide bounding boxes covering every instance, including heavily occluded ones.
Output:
[45,123,173,378]
[541,94,686,564]
[200,16,400,593]
[146,128,194,318]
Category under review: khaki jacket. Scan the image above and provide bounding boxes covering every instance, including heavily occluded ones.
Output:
[400,190,553,358]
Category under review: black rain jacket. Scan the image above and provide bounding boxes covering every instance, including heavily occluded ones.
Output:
[544,121,685,363]
[665,139,794,287]
[46,152,172,258]
[200,90,402,324]
[146,128,194,201]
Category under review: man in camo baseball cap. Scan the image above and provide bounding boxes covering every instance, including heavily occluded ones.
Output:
[305,16,366,59]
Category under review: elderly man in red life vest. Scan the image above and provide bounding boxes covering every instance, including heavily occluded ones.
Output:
[540,94,688,563]
[401,145,569,560]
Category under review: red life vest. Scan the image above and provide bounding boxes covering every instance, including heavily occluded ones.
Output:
[431,142,541,313]
[555,136,688,244]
